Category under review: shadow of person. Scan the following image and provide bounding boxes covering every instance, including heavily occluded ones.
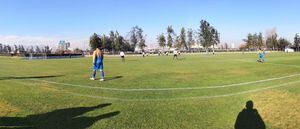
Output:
[234,100,266,129]
[178,58,185,61]
[0,75,65,80]
[105,76,123,81]
[0,103,120,129]
[125,60,138,62]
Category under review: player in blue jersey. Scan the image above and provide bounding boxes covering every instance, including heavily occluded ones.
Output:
[90,48,105,81]
[257,49,265,63]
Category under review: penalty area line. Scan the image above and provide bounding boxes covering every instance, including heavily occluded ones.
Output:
[28,73,300,91]
[3,73,300,101]
[63,80,300,102]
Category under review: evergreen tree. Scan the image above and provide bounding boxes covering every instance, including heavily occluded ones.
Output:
[244,33,254,50]
[278,38,290,51]
[187,29,195,51]
[114,31,122,52]
[129,26,138,51]
[0,44,3,53]
[167,25,174,49]
[258,33,264,49]
[89,33,101,50]
[198,20,218,54]
[35,46,42,53]
[294,33,300,51]
[157,33,166,50]
[109,31,116,52]
[179,27,187,50]
[101,34,108,51]
[136,27,147,51]
[266,33,278,50]
[14,45,18,53]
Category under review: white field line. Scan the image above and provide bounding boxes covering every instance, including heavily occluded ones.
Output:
[27,73,300,91]
[64,80,300,102]
[266,62,300,68]
[3,73,300,101]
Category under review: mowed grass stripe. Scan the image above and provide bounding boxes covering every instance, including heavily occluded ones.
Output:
[1,73,300,91]
[60,80,300,101]
[1,53,300,89]
[22,73,300,91]
[3,73,300,101]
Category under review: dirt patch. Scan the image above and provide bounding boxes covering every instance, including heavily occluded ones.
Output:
[0,100,19,116]
[250,90,300,129]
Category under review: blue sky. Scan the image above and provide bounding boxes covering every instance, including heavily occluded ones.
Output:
[1,0,300,48]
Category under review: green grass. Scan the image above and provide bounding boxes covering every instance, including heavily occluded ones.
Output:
[1,52,300,129]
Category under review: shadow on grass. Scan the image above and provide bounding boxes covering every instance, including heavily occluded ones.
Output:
[93,76,123,81]
[0,75,64,80]
[0,103,120,129]
[234,100,266,129]
[172,57,185,61]
[105,76,123,81]
[125,59,138,62]
[177,57,185,61]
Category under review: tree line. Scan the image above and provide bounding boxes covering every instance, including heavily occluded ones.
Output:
[157,20,220,53]
[0,43,52,55]
[89,26,147,52]
[241,32,300,51]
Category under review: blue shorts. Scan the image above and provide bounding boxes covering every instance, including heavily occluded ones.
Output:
[259,54,264,58]
[93,62,103,71]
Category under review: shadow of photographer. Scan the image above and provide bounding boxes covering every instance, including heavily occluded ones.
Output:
[0,103,120,129]
[234,100,265,129]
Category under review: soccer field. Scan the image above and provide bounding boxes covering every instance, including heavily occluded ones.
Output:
[0,52,300,129]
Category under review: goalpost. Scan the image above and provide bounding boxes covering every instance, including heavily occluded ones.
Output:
[29,53,33,60]
[43,53,47,59]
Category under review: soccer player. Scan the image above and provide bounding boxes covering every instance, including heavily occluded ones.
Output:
[90,48,105,81]
[257,49,265,63]
[120,51,125,62]
[173,49,178,60]
[142,51,145,58]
